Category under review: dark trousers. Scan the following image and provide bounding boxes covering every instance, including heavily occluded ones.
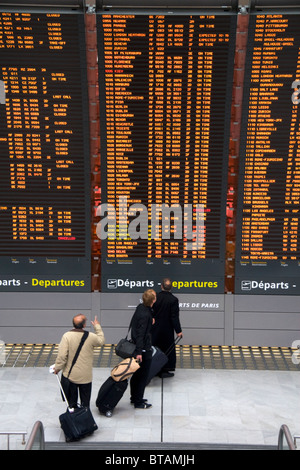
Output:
[164,346,176,371]
[130,350,152,405]
[61,374,92,408]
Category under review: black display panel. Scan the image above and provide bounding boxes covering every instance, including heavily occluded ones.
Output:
[97,12,236,293]
[0,11,90,291]
[235,13,300,295]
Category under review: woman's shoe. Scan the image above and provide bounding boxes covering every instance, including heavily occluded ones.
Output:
[134,402,152,409]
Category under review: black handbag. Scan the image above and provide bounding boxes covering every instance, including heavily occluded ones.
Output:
[115,325,136,359]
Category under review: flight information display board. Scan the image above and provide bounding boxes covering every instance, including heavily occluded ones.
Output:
[0,11,91,291]
[235,13,300,295]
[97,12,236,293]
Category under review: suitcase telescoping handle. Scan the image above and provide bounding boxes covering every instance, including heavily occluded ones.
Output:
[165,335,182,356]
[49,364,74,412]
[55,372,75,413]
[56,374,75,412]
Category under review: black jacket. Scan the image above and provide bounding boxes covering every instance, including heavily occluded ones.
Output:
[130,303,153,355]
[151,291,182,347]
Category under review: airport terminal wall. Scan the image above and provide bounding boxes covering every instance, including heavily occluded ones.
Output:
[0,292,299,347]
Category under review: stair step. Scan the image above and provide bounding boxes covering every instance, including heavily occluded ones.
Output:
[45,441,277,451]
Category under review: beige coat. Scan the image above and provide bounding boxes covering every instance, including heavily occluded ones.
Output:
[55,324,105,384]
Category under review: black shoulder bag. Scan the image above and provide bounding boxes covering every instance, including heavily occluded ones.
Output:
[68,330,89,378]
[115,319,136,359]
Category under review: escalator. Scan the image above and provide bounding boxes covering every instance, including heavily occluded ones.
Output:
[25,421,296,451]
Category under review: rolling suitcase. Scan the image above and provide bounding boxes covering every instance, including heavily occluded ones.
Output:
[56,374,98,442]
[146,346,168,385]
[96,376,128,417]
[147,337,181,385]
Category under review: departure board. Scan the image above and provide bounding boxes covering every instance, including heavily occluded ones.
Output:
[0,12,91,291]
[97,12,236,293]
[235,13,300,295]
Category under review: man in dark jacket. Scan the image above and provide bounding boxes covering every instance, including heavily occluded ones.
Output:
[152,278,183,377]
[130,288,156,409]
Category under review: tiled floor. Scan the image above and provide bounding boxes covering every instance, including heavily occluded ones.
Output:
[0,366,299,450]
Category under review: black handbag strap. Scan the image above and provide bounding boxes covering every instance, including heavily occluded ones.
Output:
[68,330,89,378]
[125,318,133,339]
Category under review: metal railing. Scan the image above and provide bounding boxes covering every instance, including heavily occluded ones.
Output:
[2,421,298,450]
[0,431,26,450]
[293,434,300,450]
[278,425,296,450]
[25,421,45,451]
